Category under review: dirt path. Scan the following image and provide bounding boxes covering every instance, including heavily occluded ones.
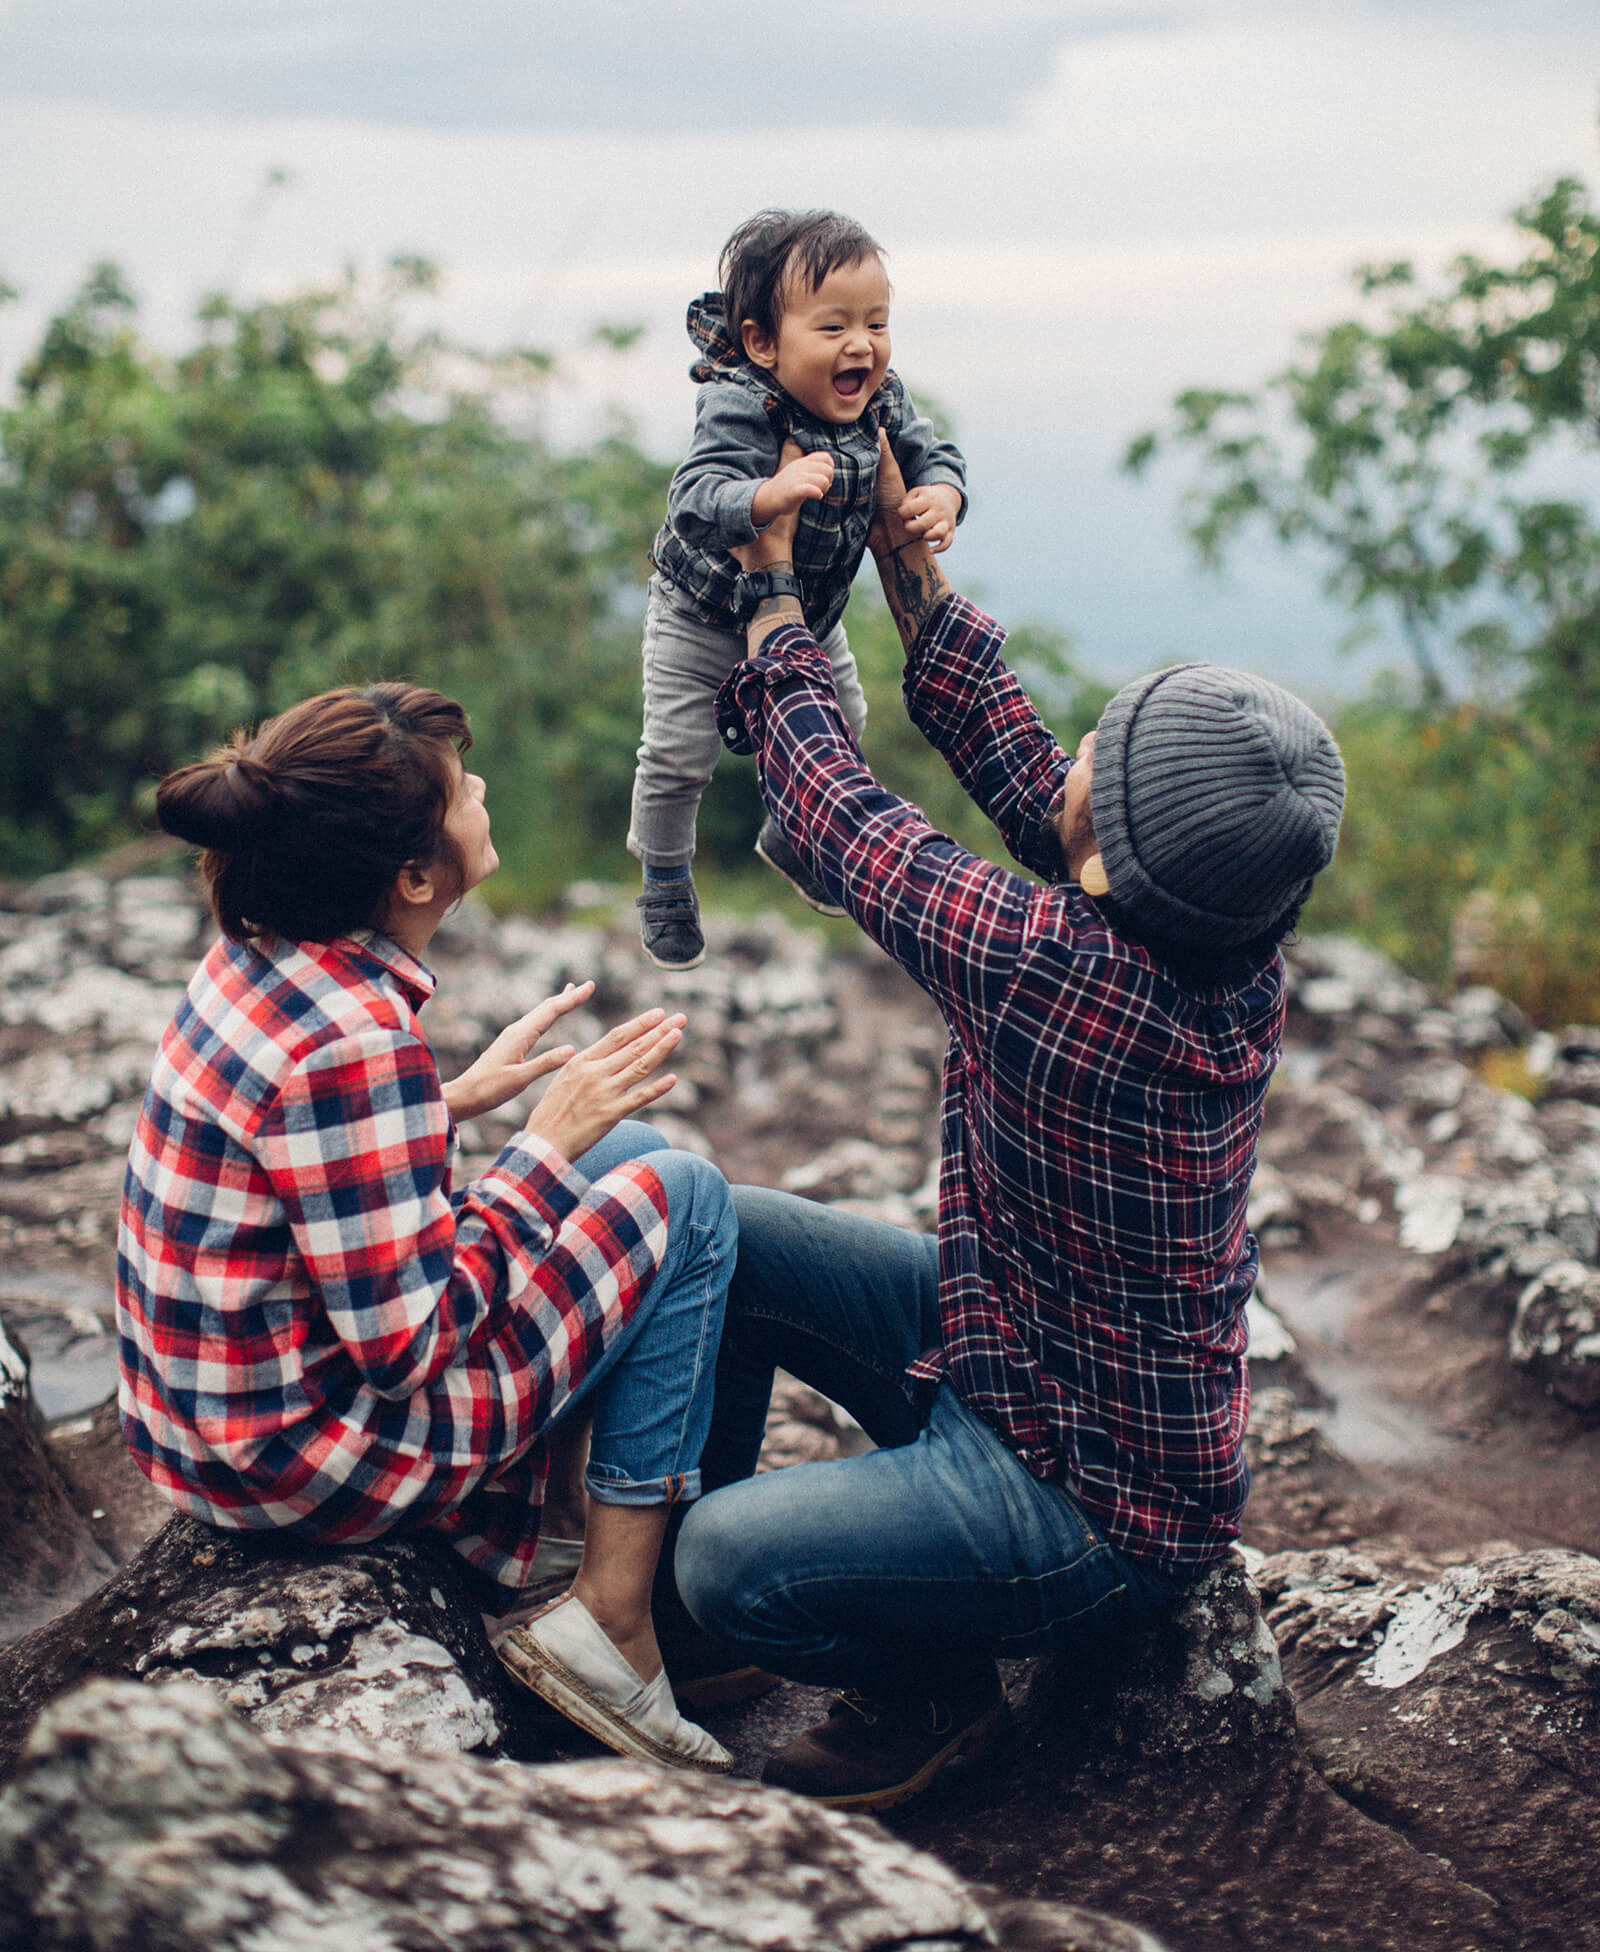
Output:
[1260,1220,1600,1564]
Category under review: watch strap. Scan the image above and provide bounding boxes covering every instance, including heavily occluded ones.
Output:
[735,568,803,622]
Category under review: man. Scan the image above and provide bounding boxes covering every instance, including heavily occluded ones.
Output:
[672,438,1345,1811]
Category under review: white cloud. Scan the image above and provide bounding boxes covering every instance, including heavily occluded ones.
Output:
[2,5,1598,689]
[0,0,1186,132]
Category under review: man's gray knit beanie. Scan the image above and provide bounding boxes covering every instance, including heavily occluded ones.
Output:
[1088,662,1345,947]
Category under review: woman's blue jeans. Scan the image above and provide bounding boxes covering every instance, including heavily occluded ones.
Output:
[551,1122,734,1508]
[673,1186,1182,1699]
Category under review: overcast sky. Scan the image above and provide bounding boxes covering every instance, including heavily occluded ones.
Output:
[4,0,1599,696]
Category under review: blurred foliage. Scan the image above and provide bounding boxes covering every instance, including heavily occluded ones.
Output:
[1303,694,1600,1024]
[1128,160,1600,1025]
[0,259,1094,909]
[0,255,669,887]
[847,589,1108,874]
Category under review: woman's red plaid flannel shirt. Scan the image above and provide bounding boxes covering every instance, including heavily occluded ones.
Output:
[116,929,667,1595]
[717,593,1284,1575]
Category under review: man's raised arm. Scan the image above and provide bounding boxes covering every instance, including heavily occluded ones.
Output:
[864,434,1068,880]
[735,432,954,654]
[865,432,954,650]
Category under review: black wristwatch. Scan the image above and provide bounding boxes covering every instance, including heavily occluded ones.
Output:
[734,567,803,622]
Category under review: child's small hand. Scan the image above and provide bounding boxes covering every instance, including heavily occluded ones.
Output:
[897,482,961,554]
[750,448,834,535]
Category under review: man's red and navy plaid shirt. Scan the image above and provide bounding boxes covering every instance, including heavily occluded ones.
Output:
[717,594,1283,1576]
[116,928,667,1596]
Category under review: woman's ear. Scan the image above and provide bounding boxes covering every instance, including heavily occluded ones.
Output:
[389,860,439,915]
[741,318,779,371]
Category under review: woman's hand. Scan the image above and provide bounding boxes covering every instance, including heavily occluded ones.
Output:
[442,981,596,1124]
[523,1008,686,1163]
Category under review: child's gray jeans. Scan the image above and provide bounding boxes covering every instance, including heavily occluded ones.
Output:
[627,573,869,868]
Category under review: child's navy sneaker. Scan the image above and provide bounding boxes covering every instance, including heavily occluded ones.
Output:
[636,879,705,970]
[754,818,846,917]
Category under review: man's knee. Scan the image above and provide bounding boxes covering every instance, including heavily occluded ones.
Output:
[730,1181,790,1231]
[675,1483,753,1638]
[728,1182,815,1286]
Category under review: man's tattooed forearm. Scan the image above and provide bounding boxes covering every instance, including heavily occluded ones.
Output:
[886,546,945,649]
[752,595,805,625]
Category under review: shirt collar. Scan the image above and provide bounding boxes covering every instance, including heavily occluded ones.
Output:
[340,928,438,1010]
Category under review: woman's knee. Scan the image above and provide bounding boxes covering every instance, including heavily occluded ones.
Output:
[575,1118,670,1183]
[649,1149,736,1258]
[611,1118,671,1160]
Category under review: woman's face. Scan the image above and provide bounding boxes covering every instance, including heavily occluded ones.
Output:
[443,759,499,894]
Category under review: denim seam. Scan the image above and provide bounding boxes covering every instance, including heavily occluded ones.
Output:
[742,1548,1124,1617]
[658,1208,735,1489]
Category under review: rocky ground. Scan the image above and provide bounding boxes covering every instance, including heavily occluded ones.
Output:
[1,858,1598,1950]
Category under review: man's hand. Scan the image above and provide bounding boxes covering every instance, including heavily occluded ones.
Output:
[731,442,813,651]
[897,481,961,554]
[866,432,917,561]
[749,447,833,538]
[867,432,954,650]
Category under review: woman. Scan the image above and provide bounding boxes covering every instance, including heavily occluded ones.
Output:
[116,680,736,1772]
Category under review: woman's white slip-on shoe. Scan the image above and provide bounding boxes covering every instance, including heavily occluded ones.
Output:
[497,1596,733,1773]
[481,1536,585,1647]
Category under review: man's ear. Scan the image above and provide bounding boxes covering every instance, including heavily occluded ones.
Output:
[741,318,779,371]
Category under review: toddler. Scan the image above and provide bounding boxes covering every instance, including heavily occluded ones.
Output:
[628,208,967,968]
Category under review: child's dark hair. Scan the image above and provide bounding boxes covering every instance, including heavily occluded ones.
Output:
[720,208,884,344]
[155,682,473,944]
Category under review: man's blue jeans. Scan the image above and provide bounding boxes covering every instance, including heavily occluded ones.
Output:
[554,1122,734,1507]
[674,1186,1181,1699]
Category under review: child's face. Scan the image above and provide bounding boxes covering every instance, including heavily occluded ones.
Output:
[741,254,892,424]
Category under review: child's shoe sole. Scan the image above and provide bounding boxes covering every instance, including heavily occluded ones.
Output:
[753,824,847,917]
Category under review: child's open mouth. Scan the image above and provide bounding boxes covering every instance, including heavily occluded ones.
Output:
[832,368,869,401]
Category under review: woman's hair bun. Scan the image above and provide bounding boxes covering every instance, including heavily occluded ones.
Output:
[155,739,279,851]
[154,681,471,943]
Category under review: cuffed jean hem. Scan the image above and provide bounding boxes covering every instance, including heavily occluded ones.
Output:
[585,1464,701,1506]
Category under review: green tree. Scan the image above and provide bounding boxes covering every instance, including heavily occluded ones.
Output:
[0,259,670,890]
[1127,163,1600,1022]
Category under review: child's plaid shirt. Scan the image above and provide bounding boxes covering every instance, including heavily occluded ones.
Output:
[717,595,1283,1577]
[116,928,667,1596]
[650,293,967,639]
